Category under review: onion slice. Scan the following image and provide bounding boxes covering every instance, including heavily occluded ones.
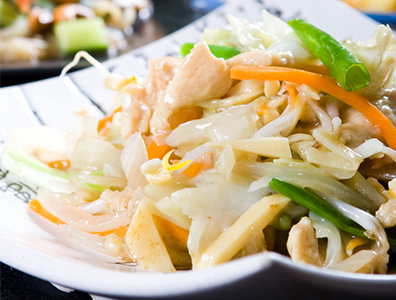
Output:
[63,225,128,259]
[37,189,130,232]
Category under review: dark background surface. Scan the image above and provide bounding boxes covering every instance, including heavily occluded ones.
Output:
[2,1,396,299]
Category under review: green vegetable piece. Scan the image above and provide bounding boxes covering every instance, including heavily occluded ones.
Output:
[271,212,292,231]
[269,178,367,237]
[1,146,68,189]
[90,169,104,176]
[54,17,108,54]
[0,0,19,28]
[86,182,106,192]
[269,178,396,247]
[180,43,240,60]
[288,18,370,91]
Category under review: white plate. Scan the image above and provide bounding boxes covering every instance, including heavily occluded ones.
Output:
[1,0,395,298]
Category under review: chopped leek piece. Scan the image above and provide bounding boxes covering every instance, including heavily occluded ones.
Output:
[180,43,240,60]
[1,146,68,189]
[288,18,370,91]
[269,177,396,247]
[54,17,108,54]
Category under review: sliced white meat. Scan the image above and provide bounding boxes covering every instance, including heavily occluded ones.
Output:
[119,57,182,139]
[376,198,396,228]
[339,107,380,148]
[287,217,322,267]
[121,85,152,138]
[150,42,233,134]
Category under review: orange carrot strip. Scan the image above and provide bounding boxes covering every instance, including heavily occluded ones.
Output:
[93,225,129,238]
[256,104,268,117]
[28,198,65,226]
[295,63,331,76]
[48,160,70,169]
[287,85,298,108]
[97,115,113,132]
[183,161,203,178]
[29,199,128,237]
[169,107,203,130]
[147,140,173,160]
[97,106,122,132]
[153,214,189,244]
[230,66,396,150]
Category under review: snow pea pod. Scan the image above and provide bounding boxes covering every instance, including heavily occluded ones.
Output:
[288,18,370,91]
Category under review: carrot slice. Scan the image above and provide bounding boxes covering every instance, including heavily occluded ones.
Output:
[94,225,129,238]
[256,103,268,117]
[28,198,128,237]
[97,106,122,132]
[287,85,298,108]
[183,161,203,178]
[48,160,70,169]
[147,140,173,160]
[28,198,65,226]
[295,63,331,76]
[169,107,203,130]
[230,65,396,150]
[152,214,189,244]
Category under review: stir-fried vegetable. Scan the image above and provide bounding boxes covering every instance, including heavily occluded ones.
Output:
[230,65,396,150]
[54,17,108,54]
[269,178,396,247]
[1,146,69,189]
[288,18,370,91]
[269,178,368,238]
[28,198,129,237]
[146,140,173,160]
[3,9,396,275]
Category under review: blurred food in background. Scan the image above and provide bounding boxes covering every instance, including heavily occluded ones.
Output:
[343,0,396,13]
[0,0,153,63]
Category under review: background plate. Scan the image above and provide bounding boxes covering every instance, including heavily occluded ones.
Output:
[366,12,396,25]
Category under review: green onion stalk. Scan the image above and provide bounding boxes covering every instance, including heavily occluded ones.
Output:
[288,18,370,91]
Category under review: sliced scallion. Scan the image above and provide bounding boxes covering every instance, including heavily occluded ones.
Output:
[180,43,240,60]
[269,177,396,247]
[287,18,370,91]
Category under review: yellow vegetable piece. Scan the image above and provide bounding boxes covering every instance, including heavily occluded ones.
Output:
[194,194,291,270]
[152,214,189,245]
[103,74,137,92]
[162,150,193,171]
[346,237,369,256]
[125,201,176,272]
[389,178,396,199]
[207,137,292,159]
